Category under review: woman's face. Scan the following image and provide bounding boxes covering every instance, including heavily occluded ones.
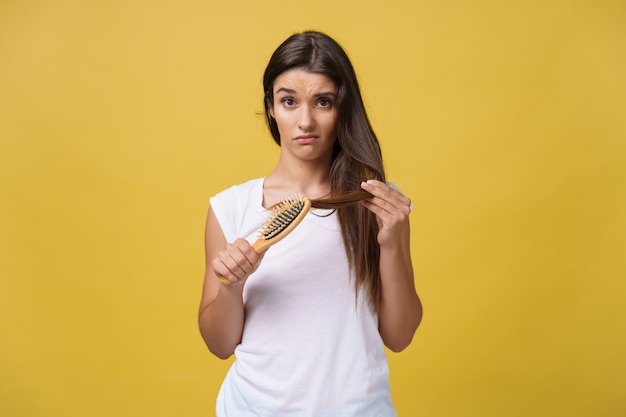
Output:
[270,68,338,165]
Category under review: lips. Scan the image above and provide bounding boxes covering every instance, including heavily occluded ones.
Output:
[294,135,318,145]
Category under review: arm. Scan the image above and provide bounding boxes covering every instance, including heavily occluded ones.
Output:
[360,180,423,352]
[197,207,262,359]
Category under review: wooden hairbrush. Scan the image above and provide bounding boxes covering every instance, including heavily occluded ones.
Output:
[219,193,311,285]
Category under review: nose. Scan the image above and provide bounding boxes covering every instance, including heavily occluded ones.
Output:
[297,106,315,131]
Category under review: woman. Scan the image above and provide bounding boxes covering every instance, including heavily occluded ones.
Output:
[198,31,422,416]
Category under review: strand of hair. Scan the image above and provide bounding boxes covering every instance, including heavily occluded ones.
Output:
[310,189,372,209]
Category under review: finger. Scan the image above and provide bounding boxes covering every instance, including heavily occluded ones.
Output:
[233,238,261,265]
[360,192,410,232]
[212,256,239,285]
[226,249,256,277]
[214,239,259,283]
[214,251,247,284]
[361,180,411,213]
[361,190,410,219]
[378,182,411,209]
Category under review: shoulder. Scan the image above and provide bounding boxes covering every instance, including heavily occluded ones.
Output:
[209,178,265,242]
[211,177,264,205]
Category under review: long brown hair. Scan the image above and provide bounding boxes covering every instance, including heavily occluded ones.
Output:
[263,31,385,309]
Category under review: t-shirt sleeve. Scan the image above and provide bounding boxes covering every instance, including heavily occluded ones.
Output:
[208,178,265,244]
[210,190,238,243]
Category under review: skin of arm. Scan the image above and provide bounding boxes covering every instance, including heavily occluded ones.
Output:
[197,208,263,359]
[360,180,423,352]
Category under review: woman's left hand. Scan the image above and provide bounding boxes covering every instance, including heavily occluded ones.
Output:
[360,179,412,247]
[361,179,421,352]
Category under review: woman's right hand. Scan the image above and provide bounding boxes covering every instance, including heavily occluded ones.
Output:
[199,209,262,358]
[213,238,263,286]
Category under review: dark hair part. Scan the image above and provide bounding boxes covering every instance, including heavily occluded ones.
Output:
[263,31,386,309]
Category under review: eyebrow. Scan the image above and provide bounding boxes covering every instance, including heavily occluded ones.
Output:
[275,87,337,98]
[275,87,296,94]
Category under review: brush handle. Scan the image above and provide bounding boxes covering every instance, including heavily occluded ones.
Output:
[218,196,310,286]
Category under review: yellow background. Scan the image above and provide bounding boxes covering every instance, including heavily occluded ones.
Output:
[1,0,625,416]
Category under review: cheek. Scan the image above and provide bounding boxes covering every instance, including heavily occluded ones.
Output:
[322,114,338,134]
[274,115,293,134]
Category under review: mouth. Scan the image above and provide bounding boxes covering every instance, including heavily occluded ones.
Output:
[294,135,318,145]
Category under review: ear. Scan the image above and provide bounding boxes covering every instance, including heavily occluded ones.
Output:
[267,99,275,119]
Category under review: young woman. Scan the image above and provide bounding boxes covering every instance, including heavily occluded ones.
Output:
[198,31,422,416]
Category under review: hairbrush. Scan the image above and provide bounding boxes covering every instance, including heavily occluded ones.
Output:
[219,193,311,285]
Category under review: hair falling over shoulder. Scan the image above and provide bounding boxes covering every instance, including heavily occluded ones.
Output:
[264,31,386,311]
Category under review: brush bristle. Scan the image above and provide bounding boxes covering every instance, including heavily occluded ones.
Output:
[260,194,307,240]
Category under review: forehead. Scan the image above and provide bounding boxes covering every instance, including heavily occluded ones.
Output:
[273,68,337,94]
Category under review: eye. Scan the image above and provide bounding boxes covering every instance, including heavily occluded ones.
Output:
[317,98,333,107]
[281,98,296,107]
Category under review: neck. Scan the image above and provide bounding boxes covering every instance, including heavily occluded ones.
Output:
[264,158,333,207]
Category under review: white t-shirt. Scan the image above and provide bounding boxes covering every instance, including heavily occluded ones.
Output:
[210,178,396,417]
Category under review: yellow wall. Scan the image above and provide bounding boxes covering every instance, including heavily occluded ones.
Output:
[1,1,625,416]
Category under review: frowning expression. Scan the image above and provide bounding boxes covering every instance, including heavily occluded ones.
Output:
[270,68,338,164]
